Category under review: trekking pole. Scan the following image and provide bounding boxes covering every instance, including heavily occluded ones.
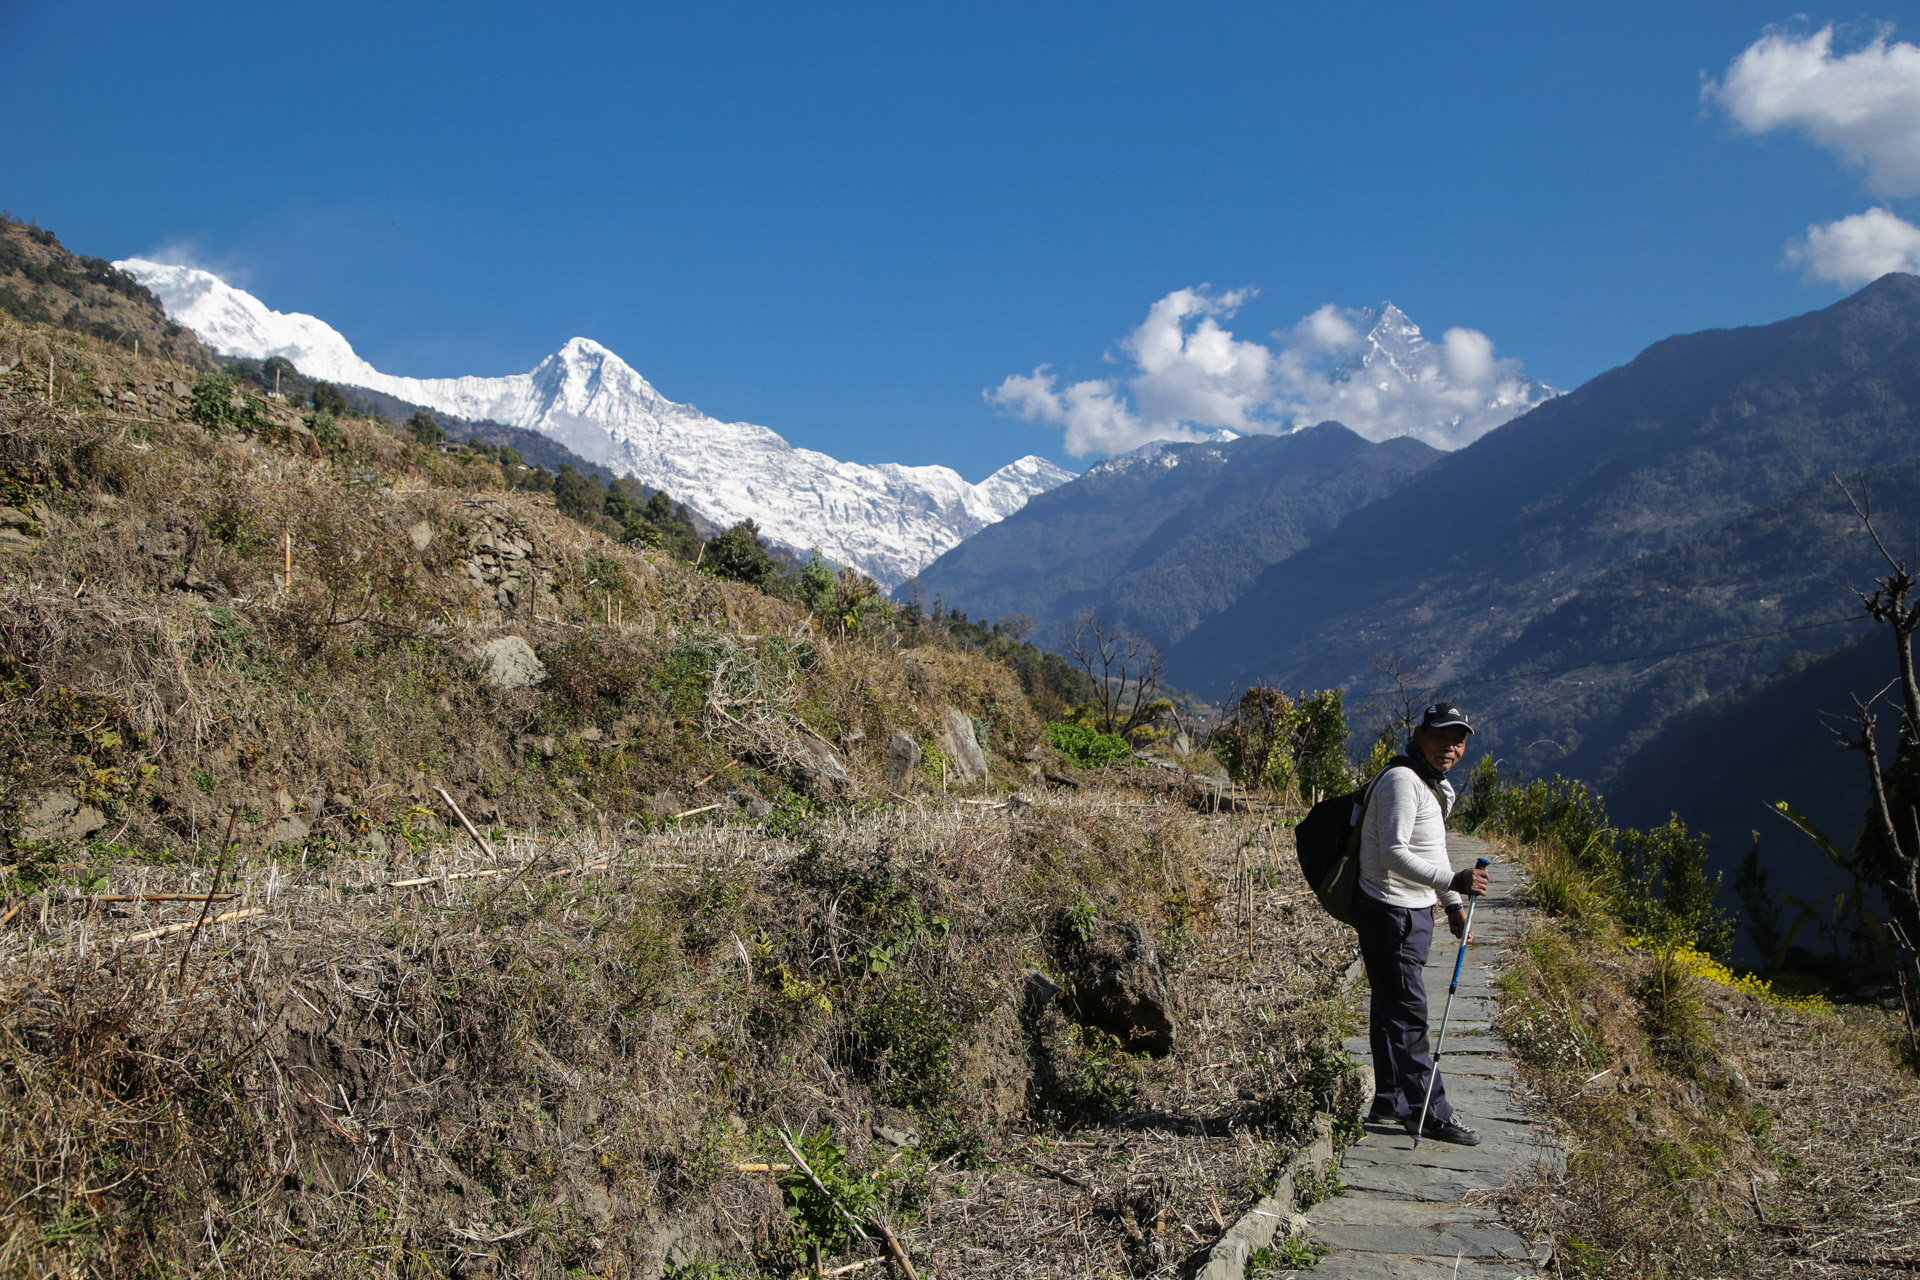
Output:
[1414,855,1491,1148]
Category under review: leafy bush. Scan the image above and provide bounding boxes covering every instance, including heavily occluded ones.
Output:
[310,381,349,415]
[1210,685,1350,800]
[1046,721,1130,768]
[189,372,267,431]
[705,519,778,586]
[1459,758,1733,954]
[775,1128,881,1255]
[404,408,445,446]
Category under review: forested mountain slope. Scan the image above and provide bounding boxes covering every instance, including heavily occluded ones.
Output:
[1168,273,1920,709]
[907,424,1437,649]
[1462,455,1918,787]
[1602,634,1893,930]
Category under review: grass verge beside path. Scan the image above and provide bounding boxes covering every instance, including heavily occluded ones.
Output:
[1482,832,1920,1280]
[0,790,1363,1278]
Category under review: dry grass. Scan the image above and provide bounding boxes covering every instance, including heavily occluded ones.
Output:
[1,790,1359,1277]
[0,320,1045,864]
[1483,833,1920,1279]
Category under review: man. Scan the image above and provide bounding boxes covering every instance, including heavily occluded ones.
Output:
[1354,702,1490,1145]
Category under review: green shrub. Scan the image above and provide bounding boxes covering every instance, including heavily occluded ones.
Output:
[1458,759,1732,955]
[1046,721,1130,768]
[1210,685,1350,799]
[189,372,267,431]
[404,408,445,446]
[310,381,349,415]
[705,519,779,587]
[775,1128,881,1255]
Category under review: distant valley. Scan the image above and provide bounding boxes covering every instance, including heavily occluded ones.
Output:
[907,424,1438,650]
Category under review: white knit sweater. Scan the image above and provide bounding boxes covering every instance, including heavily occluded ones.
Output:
[1357,766,1463,909]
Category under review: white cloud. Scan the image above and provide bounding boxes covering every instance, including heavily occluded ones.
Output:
[1786,207,1920,284]
[1707,25,1920,197]
[986,288,1553,458]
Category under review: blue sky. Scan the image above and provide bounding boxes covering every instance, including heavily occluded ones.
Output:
[4,2,1917,477]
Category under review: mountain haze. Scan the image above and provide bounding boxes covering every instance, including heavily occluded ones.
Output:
[908,424,1438,648]
[117,260,1073,586]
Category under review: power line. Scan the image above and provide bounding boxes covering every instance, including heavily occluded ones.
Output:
[1359,613,1871,698]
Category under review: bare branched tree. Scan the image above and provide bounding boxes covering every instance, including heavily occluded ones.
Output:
[1059,608,1168,737]
[1833,475,1920,1049]
[1368,652,1432,746]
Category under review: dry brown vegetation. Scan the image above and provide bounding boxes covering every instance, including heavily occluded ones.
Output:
[1486,833,1920,1279]
[0,320,1367,1277]
[2,789,1360,1278]
[0,316,1051,857]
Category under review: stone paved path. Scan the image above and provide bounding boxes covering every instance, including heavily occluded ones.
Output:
[1287,835,1560,1278]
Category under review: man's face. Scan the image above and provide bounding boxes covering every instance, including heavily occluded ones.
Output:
[1414,725,1470,773]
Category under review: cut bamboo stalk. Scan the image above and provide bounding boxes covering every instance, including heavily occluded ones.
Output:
[386,868,509,888]
[435,787,499,859]
[123,908,265,944]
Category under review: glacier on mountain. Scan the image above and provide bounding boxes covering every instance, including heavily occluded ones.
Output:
[117,259,1074,587]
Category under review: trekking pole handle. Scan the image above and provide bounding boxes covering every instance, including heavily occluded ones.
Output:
[1449,860,1490,987]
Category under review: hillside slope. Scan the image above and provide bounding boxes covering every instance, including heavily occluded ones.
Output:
[0,314,1368,1279]
[909,424,1438,649]
[0,217,212,367]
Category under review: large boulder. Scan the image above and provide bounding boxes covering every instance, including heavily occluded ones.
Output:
[937,708,988,783]
[474,635,546,689]
[883,732,923,788]
[1063,920,1176,1058]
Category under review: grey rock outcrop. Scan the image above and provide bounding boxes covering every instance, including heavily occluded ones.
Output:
[937,708,988,783]
[883,732,923,788]
[18,792,108,841]
[791,736,850,798]
[475,636,546,689]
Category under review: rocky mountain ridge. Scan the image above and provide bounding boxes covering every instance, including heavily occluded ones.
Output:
[117,260,1073,586]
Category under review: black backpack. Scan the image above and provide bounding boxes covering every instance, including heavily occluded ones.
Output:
[1293,758,1415,924]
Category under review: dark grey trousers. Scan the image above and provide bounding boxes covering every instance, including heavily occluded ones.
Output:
[1354,888,1453,1122]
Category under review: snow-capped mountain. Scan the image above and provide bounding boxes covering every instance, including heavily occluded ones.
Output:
[1330,302,1557,443]
[117,260,1074,586]
[1088,429,1241,476]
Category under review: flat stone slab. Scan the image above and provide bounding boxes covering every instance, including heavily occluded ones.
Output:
[1297,1255,1544,1279]
[1338,1163,1510,1202]
[1301,836,1558,1276]
[1307,1201,1536,1260]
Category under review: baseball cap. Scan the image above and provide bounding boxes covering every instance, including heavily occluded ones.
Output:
[1419,702,1474,734]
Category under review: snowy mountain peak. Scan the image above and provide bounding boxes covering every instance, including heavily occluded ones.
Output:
[1360,302,1427,378]
[1087,428,1242,476]
[117,260,1073,586]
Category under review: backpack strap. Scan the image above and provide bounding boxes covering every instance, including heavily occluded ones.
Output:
[1353,757,1446,834]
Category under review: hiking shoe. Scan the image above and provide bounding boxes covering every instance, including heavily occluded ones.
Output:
[1406,1115,1481,1145]
[1365,1104,1404,1124]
